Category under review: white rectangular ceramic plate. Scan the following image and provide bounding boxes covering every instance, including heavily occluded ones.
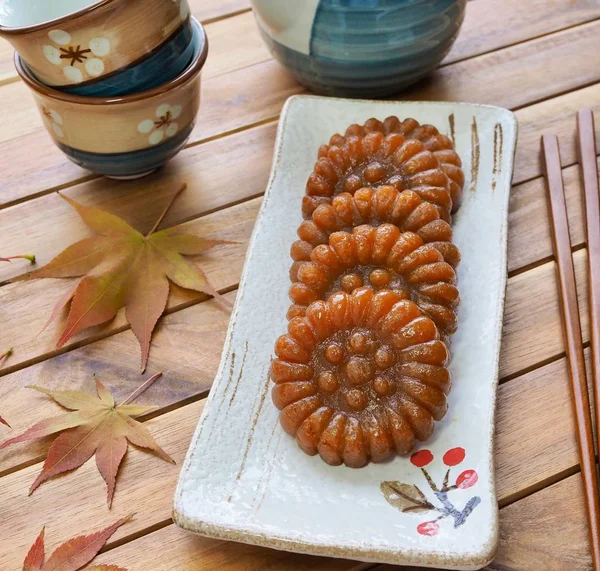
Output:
[174,96,518,570]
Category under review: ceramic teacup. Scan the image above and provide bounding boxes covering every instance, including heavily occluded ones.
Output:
[252,0,466,98]
[1,0,192,90]
[16,17,208,180]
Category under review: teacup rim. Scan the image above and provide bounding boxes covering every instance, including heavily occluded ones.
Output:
[15,16,208,106]
[0,0,120,35]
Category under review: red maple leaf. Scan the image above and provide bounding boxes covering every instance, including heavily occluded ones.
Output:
[22,516,131,570]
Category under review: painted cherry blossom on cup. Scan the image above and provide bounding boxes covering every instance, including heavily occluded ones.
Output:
[43,30,111,83]
[137,104,183,145]
[40,106,65,138]
[381,447,481,536]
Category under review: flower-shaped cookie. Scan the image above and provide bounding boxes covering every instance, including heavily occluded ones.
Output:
[271,288,451,467]
[43,30,111,83]
[331,117,465,213]
[137,103,183,145]
[305,131,453,222]
[289,224,459,337]
[292,185,460,269]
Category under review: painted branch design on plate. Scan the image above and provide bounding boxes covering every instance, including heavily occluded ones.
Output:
[381,447,480,536]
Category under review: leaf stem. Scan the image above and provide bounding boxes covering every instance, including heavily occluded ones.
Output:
[0,348,13,366]
[146,183,187,237]
[0,254,35,263]
[120,371,163,405]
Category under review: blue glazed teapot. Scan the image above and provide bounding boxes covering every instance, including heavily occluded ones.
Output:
[252,0,466,98]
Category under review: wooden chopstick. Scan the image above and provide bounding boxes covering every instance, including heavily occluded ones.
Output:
[542,133,600,568]
[578,109,600,464]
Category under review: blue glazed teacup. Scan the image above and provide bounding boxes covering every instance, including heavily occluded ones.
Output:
[252,0,467,98]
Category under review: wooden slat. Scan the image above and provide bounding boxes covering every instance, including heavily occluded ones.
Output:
[0,132,588,284]
[512,82,600,185]
[0,0,251,86]
[508,160,585,273]
[83,522,371,571]
[198,11,269,80]
[0,345,591,569]
[401,19,600,110]
[501,249,588,378]
[491,475,591,571]
[4,18,600,206]
[444,0,600,65]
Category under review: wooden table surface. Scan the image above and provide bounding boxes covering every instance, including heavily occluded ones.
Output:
[1,1,599,569]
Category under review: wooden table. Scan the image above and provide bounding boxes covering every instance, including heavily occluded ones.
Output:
[1,1,599,569]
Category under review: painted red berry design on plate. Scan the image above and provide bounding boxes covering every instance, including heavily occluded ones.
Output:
[443,446,465,466]
[410,449,434,468]
[456,469,478,489]
[381,446,480,535]
[417,521,440,536]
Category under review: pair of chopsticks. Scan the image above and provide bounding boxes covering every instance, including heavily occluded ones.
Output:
[542,109,600,568]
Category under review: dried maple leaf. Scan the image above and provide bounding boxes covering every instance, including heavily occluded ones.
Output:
[17,184,231,371]
[23,515,131,571]
[0,375,174,506]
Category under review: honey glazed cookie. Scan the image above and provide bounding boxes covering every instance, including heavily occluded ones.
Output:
[271,288,451,468]
[330,116,464,213]
[288,223,459,338]
[304,130,454,222]
[291,185,460,273]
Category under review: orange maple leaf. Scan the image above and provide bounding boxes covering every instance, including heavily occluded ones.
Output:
[17,184,231,371]
[0,376,174,507]
[22,516,131,570]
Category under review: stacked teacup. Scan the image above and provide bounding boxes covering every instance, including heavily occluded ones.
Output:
[0,0,208,179]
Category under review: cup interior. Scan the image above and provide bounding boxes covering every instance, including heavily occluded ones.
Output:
[0,0,106,30]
